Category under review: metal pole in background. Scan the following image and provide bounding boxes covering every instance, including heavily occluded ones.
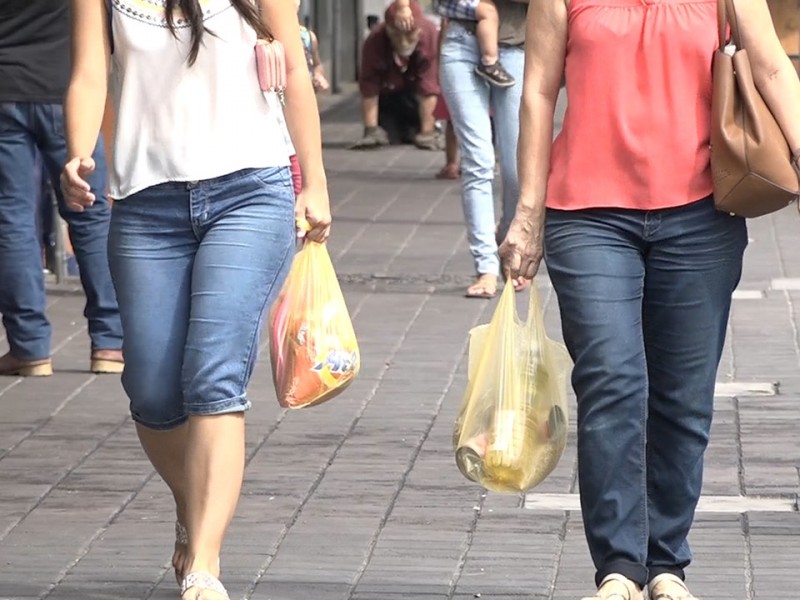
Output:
[355,0,365,77]
[331,0,342,94]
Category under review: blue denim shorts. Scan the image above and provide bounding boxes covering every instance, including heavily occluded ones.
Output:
[435,0,479,20]
[108,167,296,430]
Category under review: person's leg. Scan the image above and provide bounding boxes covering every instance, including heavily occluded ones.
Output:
[107,182,198,581]
[179,167,295,598]
[643,198,747,589]
[36,104,123,370]
[413,94,440,149]
[440,24,499,292]
[489,45,524,241]
[378,92,406,145]
[377,91,435,147]
[436,120,461,179]
[544,207,649,591]
[446,120,460,166]
[0,102,52,374]
[473,0,515,87]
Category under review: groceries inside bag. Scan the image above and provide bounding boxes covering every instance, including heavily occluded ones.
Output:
[269,239,359,409]
[454,283,572,493]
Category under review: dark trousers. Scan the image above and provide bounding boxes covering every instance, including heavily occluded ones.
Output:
[544,197,748,588]
[0,102,122,358]
[378,91,420,144]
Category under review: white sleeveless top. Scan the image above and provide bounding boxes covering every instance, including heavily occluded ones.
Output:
[108,0,290,199]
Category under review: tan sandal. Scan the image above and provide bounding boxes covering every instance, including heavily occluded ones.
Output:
[90,348,124,374]
[648,574,698,600]
[581,573,643,600]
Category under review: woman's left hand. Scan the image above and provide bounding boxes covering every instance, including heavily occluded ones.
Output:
[60,156,97,212]
[296,184,332,243]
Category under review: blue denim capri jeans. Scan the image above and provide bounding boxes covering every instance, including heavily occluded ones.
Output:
[107,166,296,430]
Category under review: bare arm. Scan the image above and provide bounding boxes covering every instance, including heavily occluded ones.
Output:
[259,0,330,238]
[499,0,567,279]
[61,0,112,209]
[66,0,110,162]
[516,0,567,213]
[361,96,380,128]
[735,0,800,159]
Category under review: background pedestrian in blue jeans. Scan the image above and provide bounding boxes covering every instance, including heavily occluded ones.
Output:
[0,0,123,377]
[439,0,528,299]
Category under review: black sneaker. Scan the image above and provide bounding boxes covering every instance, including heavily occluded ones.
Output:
[475,61,516,88]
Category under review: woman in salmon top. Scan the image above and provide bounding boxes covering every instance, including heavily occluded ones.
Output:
[500,0,800,596]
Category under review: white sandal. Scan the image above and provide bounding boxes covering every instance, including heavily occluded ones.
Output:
[181,571,229,600]
[648,574,698,600]
[581,573,643,600]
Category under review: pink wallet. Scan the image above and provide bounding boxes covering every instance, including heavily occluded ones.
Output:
[255,39,287,101]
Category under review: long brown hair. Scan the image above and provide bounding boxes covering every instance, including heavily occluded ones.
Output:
[164,0,271,65]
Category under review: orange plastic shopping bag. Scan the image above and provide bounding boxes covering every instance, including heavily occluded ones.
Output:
[269,239,360,409]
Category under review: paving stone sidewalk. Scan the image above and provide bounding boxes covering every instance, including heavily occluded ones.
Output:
[1,92,799,600]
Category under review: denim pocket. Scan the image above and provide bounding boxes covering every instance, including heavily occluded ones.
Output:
[249,166,293,193]
[0,102,17,134]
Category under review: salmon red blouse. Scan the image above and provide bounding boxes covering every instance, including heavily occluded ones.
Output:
[546,0,719,211]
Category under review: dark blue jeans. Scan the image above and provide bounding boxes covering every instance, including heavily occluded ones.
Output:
[544,197,747,588]
[0,102,121,359]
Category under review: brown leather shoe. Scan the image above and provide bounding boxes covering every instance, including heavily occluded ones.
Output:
[0,352,53,377]
[90,349,124,374]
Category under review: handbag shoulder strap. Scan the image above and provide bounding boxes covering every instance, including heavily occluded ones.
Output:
[718,0,742,50]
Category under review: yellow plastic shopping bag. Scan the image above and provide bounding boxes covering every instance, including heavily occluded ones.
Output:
[453,282,572,493]
[269,239,360,409]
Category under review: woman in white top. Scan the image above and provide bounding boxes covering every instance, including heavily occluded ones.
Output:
[61,1,331,598]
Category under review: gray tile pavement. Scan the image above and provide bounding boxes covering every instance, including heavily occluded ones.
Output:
[1,91,799,599]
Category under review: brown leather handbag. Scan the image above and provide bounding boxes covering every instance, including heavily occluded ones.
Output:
[710,0,800,217]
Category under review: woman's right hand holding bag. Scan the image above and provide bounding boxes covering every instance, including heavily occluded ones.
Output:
[499,204,545,282]
[295,182,331,242]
